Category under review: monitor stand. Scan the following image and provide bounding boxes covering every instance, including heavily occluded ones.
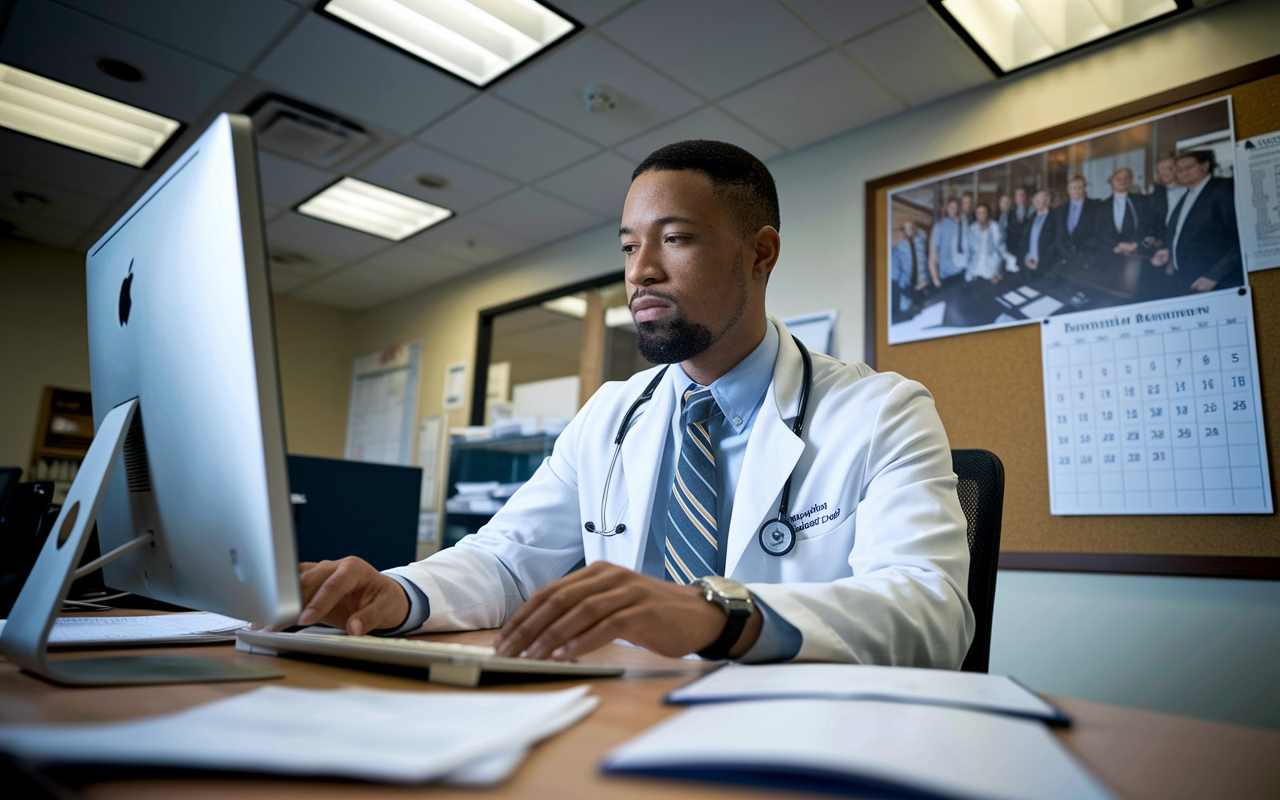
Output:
[0,399,282,686]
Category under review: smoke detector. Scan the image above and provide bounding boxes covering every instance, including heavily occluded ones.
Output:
[582,83,617,113]
[246,94,371,167]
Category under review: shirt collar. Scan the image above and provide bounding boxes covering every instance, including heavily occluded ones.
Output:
[669,319,778,433]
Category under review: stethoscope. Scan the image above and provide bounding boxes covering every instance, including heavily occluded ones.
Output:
[584,334,813,558]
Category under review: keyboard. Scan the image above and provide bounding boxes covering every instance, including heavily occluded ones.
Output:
[235,628,625,687]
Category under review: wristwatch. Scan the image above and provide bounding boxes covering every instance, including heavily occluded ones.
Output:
[692,576,754,660]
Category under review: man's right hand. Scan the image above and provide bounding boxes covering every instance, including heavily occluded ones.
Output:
[297,557,410,636]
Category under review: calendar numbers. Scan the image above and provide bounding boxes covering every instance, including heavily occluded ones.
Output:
[1043,290,1270,515]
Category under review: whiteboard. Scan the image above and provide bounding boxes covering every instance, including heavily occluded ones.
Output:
[344,342,422,465]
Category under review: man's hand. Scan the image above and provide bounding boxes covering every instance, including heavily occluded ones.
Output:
[1151,248,1171,267]
[1190,276,1218,292]
[1115,242,1138,256]
[297,557,410,636]
[492,561,762,661]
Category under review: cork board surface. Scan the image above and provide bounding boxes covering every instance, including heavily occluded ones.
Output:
[873,71,1280,557]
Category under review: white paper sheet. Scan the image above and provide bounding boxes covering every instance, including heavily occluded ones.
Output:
[667,663,1065,723]
[604,700,1115,800]
[1042,287,1272,514]
[1236,130,1280,272]
[0,685,596,784]
[0,612,246,646]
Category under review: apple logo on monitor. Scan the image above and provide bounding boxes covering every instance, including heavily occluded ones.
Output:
[119,259,133,327]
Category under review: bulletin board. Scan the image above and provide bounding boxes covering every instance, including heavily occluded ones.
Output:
[865,56,1280,578]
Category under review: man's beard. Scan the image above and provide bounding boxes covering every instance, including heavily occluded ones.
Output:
[632,268,747,364]
[635,314,714,364]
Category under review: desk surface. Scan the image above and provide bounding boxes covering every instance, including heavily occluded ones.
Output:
[2,625,1278,800]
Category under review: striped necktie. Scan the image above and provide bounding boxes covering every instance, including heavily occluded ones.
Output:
[664,384,722,584]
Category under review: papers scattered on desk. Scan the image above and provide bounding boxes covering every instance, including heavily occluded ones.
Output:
[604,699,1115,800]
[667,663,1069,724]
[0,612,246,648]
[0,685,597,785]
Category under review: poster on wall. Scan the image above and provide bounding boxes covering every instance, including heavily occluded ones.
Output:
[344,341,422,466]
[887,97,1245,345]
[1235,129,1280,272]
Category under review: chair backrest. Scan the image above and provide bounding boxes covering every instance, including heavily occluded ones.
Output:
[951,449,1005,673]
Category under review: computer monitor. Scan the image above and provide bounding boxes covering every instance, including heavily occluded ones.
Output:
[0,113,300,685]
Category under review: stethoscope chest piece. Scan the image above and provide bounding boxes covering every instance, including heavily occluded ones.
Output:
[758,518,797,557]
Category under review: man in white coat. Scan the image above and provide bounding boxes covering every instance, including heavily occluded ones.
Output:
[297,141,975,668]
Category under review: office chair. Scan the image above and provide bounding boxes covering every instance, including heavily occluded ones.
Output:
[951,449,1005,673]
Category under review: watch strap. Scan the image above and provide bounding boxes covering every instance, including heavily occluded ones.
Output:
[697,604,750,660]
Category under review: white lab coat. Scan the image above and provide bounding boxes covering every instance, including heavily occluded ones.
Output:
[389,317,974,668]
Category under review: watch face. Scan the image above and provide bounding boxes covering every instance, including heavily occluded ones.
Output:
[698,576,751,601]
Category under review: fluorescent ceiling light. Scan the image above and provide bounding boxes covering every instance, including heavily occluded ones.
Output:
[933,0,1185,74]
[0,63,180,167]
[322,0,577,87]
[297,178,453,241]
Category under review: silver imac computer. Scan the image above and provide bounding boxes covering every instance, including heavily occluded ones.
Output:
[0,113,301,685]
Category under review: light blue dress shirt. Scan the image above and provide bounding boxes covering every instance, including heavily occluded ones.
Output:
[385,323,802,661]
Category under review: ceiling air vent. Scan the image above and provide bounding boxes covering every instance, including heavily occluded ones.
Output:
[245,94,371,167]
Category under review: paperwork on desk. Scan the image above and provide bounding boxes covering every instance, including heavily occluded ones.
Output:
[603,699,1116,800]
[667,663,1069,724]
[0,612,246,648]
[0,685,597,785]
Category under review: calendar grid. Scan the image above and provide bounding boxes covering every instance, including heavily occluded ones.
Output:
[1043,288,1271,515]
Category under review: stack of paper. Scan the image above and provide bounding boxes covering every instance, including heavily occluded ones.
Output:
[666,663,1070,724]
[0,612,247,648]
[0,685,596,785]
[604,699,1114,800]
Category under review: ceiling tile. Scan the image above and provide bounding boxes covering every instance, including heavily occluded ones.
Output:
[357,245,474,286]
[549,0,633,25]
[356,140,519,214]
[404,215,537,267]
[600,0,826,98]
[616,106,783,163]
[844,8,993,107]
[253,14,477,136]
[495,34,703,147]
[54,0,300,71]
[290,280,388,311]
[257,152,336,208]
[0,208,84,249]
[268,268,309,293]
[470,189,607,243]
[536,151,636,216]
[262,201,287,223]
[786,0,923,42]
[0,173,110,228]
[267,212,390,265]
[0,0,237,121]
[0,129,141,202]
[720,51,905,150]
[417,96,600,183]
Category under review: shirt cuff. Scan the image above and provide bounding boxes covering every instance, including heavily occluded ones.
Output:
[736,593,802,663]
[375,572,431,636]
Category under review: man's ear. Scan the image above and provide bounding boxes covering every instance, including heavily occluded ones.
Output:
[752,226,781,281]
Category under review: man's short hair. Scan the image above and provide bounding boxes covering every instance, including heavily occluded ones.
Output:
[633,140,780,235]
[1068,175,1086,185]
[1177,150,1215,169]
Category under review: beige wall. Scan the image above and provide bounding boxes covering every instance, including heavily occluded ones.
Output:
[272,294,358,458]
[0,237,355,471]
[0,239,91,476]
[348,0,1280,435]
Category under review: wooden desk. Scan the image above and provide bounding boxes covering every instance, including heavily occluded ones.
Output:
[2,628,1278,800]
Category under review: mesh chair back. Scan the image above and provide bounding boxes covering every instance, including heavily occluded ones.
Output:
[952,449,1005,673]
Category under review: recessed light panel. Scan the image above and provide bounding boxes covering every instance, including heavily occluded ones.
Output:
[298,177,453,241]
[934,0,1185,74]
[0,63,180,167]
[322,0,577,87]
